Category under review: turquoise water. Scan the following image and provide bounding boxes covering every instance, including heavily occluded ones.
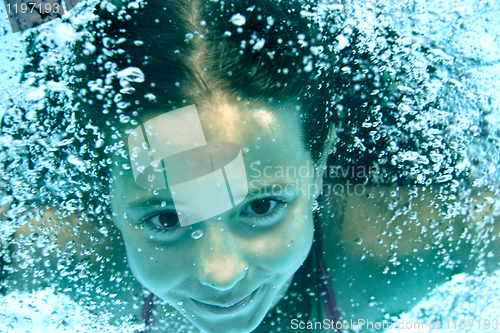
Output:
[0,0,499,332]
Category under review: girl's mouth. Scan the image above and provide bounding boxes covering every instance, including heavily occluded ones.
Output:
[191,288,259,315]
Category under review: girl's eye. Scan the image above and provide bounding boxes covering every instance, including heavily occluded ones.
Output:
[148,212,180,229]
[243,199,279,215]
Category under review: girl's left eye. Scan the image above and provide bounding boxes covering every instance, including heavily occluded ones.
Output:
[242,199,280,216]
[147,212,180,229]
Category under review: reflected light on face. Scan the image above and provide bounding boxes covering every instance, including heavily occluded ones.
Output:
[197,93,278,144]
[110,98,318,333]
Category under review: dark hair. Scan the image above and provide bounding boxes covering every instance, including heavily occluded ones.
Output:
[70,0,458,184]
[69,0,338,163]
[1,0,473,225]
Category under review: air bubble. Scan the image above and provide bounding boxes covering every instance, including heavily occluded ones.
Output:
[191,230,203,239]
[312,200,319,212]
[229,13,246,26]
[67,155,85,167]
[117,67,145,83]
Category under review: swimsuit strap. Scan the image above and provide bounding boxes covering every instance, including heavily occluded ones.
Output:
[142,292,155,332]
[315,243,342,332]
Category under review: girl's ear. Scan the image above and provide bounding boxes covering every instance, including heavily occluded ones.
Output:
[312,124,337,199]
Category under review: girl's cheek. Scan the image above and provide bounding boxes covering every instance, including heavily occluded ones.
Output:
[126,245,182,290]
[246,213,313,270]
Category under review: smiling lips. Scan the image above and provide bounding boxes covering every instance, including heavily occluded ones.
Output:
[191,289,258,315]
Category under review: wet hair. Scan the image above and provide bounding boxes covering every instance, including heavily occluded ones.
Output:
[70,0,337,163]
[70,0,457,184]
[1,0,475,225]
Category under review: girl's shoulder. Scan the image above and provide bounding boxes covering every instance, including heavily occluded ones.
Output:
[0,288,141,332]
[388,270,500,332]
[1,206,146,325]
[318,184,499,325]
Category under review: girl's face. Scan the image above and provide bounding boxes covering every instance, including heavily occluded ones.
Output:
[110,99,320,333]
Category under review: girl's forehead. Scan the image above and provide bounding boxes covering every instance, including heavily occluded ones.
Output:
[128,97,303,147]
[197,100,300,143]
[110,100,311,212]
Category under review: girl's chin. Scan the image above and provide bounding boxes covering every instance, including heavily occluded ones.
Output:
[179,288,272,333]
[186,309,264,333]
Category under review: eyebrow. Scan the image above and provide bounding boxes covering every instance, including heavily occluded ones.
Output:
[127,196,175,210]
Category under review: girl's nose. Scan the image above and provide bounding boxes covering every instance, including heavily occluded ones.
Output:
[195,222,247,290]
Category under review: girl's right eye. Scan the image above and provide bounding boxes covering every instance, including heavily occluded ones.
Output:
[147,212,180,229]
[243,199,279,216]
[241,198,287,221]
